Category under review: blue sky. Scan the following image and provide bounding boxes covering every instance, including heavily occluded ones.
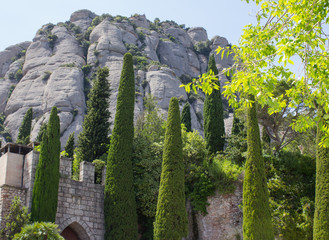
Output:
[0,0,258,51]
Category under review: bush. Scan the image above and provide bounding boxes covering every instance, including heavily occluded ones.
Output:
[93,159,106,184]
[42,71,52,81]
[0,196,31,239]
[209,155,242,194]
[13,222,64,240]
[194,40,212,55]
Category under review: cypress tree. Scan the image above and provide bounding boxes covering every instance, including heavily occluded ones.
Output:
[243,95,274,240]
[64,132,75,158]
[181,102,192,132]
[154,97,188,240]
[31,106,60,222]
[313,106,329,239]
[36,122,47,143]
[203,54,225,154]
[16,108,33,145]
[104,53,138,240]
[75,67,111,163]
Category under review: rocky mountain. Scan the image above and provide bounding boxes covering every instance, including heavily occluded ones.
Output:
[0,9,234,147]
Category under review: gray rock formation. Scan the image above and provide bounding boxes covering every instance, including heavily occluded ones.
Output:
[0,10,234,148]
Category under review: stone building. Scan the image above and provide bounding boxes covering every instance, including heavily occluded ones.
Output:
[0,142,243,240]
[0,143,105,239]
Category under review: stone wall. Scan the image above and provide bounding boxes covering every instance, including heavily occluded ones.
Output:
[56,158,105,240]
[0,184,26,229]
[196,174,244,240]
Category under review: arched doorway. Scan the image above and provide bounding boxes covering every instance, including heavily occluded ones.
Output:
[60,221,90,240]
[61,226,80,240]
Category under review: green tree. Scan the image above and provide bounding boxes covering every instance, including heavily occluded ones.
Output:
[75,67,110,164]
[64,132,75,158]
[0,196,31,240]
[13,222,64,240]
[36,122,47,143]
[16,108,33,145]
[31,106,60,222]
[133,95,165,239]
[181,102,192,132]
[104,53,138,240]
[313,106,329,240]
[243,95,274,240]
[203,54,225,154]
[154,97,188,240]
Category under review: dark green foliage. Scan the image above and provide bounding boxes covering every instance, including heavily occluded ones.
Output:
[93,158,106,184]
[203,54,225,154]
[313,107,329,240]
[194,40,211,55]
[0,113,12,142]
[31,106,60,222]
[104,53,138,240]
[36,122,47,142]
[15,69,23,81]
[133,96,165,239]
[0,196,31,239]
[75,67,110,166]
[16,108,33,145]
[209,155,242,194]
[154,97,188,240]
[134,95,165,218]
[243,95,274,240]
[64,132,75,158]
[266,152,315,239]
[13,222,64,240]
[8,85,16,99]
[225,113,247,165]
[181,102,192,132]
[47,34,58,50]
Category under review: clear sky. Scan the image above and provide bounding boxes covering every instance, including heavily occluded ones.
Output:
[0,0,259,51]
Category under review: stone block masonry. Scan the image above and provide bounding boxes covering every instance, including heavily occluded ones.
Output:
[0,145,106,240]
[56,158,105,239]
[0,185,26,229]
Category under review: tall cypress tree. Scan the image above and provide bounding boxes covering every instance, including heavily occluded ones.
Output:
[181,102,192,132]
[75,67,111,163]
[313,106,329,239]
[16,108,33,145]
[203,54,225,154]
[104,53,138,240]
[154,97,188,240]
[243,95,274,240]
[64,132,75,159]
[31,106,60,222]
[36,122,47,143]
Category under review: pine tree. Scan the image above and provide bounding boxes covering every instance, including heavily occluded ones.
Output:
[104,53,138,240]
[75,67,110,163]
[31,106,60,222]
[203,54,225,154]
[243,95,274,240]
[64,132,75,158]
[16,108,33,145]
[313,106,329,240]
[154,97,188,240]
[181,102,192,132]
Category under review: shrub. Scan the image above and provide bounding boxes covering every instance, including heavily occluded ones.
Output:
[209,155,242,194]
[13,222,64,240]
[194,40,212,56]
[42,71,52,81]
[0,196,31,239]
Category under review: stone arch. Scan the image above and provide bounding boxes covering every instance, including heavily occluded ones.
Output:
[58,217,96,240]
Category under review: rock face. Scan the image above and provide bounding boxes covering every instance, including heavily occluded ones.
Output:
[196,175,243,240]
[0,10,234,148]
